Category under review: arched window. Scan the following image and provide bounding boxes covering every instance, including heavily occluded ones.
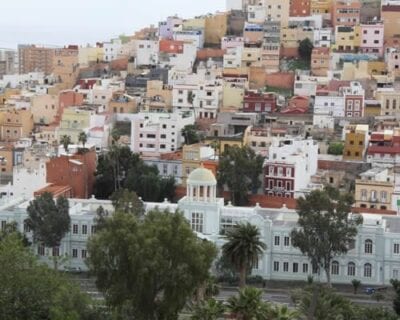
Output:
[364,263,372,277]
[331,261,339,275]
[348,262,356,276]
[365,239,373,254]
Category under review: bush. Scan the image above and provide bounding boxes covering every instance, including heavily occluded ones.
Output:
[327,142,344,155]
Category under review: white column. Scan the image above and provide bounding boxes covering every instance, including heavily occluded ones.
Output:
[197,185,200,201]
[204,186,208,202]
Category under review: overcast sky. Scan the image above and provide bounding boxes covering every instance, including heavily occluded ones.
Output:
[0,0,226,49]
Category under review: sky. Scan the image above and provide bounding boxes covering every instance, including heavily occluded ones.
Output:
[0,0,226,49]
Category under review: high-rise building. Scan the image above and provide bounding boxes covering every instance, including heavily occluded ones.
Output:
[18,44,55,75]
[0,49,17,77]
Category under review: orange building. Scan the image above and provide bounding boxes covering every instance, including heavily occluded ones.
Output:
[331,0,361,28]
[311,47,330,76]
[159,40,184,54]
[43,149,97,199]
[290,0,311,16]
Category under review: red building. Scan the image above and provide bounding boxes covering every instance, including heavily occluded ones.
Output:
[264,162,295,198]
[243,91,276,113]
[38,150,97,199]
[159,40,184,54]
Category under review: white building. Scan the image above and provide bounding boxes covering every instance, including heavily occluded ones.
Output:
[223,47,243,69]
[313,28,333,48]
[135,40,159,67]
[221,36,244,50]
[174,30,204,49]
[130,111,195,158]
[103,38,122,62]
[3,167,400,285]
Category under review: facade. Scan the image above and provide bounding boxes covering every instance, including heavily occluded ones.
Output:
[265,0,290,27]
[289,0,311,16]
[243,91,277,113]
[376,89,400,116]
[4,168,400,285]
[359,22,384,56]
[130,111,195,158]
[18,45,55,75]
[0,110,34,142]
[331,0,361,28]
[31,94,59,125]
[311,47,330,76]
[181,144,216,186]
[381,5,400,41]
[343,124,369,161]
[367,129,400,165]
[355,167,394,211]
[263,138,318,198]
[57,107,93,143]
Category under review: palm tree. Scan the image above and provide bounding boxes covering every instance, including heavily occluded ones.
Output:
[270,304,299,320]
[227,287,270,320]
[191,298,225,320]
[222,222,267,288]
[60,135,71,154]
[78,131,87,148]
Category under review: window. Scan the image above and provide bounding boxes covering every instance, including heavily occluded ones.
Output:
[72,248,78,258]
[38,245,45,256]
[284,236,290,247]
[347,262,356,276]
[394,243,400,254]
[160,134,166,139]
[274,236,280,246]
[81,249,87,259]
[286,168,291,177]
[52,247,60,257]
[278,167,283,176]
[365,239,373,254]
[283,262,289,272]
[293,263,298,273]
[191,212,203,233]
[82,225,87,235]
[273,261,279,272]
[303,263,308,273]
[331,261,339,275]
[364,263,372,277]
[381,191,387,202]
[91,225,97,234]
[73,224,78,234]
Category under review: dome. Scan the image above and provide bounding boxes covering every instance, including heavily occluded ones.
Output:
[187,167,217,185]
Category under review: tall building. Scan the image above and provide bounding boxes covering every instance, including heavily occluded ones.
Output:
[18,44,55,75]
[0,49,17,77]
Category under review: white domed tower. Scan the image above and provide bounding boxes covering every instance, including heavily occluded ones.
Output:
[186,166,217,202]
[178,165,224,236]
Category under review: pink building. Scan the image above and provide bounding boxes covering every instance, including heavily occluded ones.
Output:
[359,22,384,56]
[387,48,400,75]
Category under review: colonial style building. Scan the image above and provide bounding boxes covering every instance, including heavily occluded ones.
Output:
[2,167,400,285]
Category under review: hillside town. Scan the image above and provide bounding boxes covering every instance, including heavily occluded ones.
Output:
[3,0,400,319]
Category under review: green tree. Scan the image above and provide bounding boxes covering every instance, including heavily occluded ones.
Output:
[26,193,70,269]
[110,189,144,217]
[218,146,264,206]
[78,131,88,148]
[0,232,95,320]
[351,279,361,294]
[182,124,200,145]
[87,209,217,320]
[270,304,300,320]
[227,287,270,320]
[191,298,225,320]
[392,279,400,316]
[298,38,314,62]
[327,142,344,155]
[60,135,72,154]
[290,188,361,287]
[222,222,266,288]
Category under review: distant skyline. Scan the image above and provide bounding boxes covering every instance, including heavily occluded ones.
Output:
[0,0,226,49]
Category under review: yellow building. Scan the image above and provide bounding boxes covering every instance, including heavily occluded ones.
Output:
[355,167,394,210]
[78,46,104,67]
[57,107,93,143]
[204,135,244,155]
[205,13,228,45]
[53,47,79,88]
[222,81,246,110]
[182,17,206,30]
[181,143,215,186]
[343,124,369,161]
[241,47,262,68]
[333,26,360,52]
[375,89,400,116]
[310,0,331,16]
[281,28,314,51]
[382,5,400,41]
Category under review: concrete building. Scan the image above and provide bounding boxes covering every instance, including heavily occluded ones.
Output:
[31,94,59,125]
[18,45,55,75]
[376,89,400,116]
[331,0,361,28]
[359,22,384,56]
[381,5,400,41]
[159,16,183,40]
[130,111,195,158]
[265,0,290,27]
[311,47,330,76]
[243,91,277,113]
[0,109,34,142]
[313,28,332,48]
[367,129,400,165]
[174,30,204,49]
[290,0,311,16]
[53,45,79,88]
[103,38,122,62]
[181,144,216,185]
[0,49,17,77]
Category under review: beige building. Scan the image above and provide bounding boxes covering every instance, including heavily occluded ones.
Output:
[342,124,369,161]
[311,47,330,76]
[355,167,394,211]
[205,13,228,45]
[382,5,400,41]
[0,109,34,141]
[222,79,246,110]
[376,89,400,116]
[18,45,55,75]
[144,80,173,112]
[78,46,104,66]
[241,47,262,68]
[108,92,138,114]
[265,0,290,27]
[31,94,59,124]
[53,46,79,88]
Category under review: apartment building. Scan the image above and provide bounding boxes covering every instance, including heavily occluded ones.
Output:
[289,0,311,16]
[332,0,361,28]
[343,124,369,161]
[18,45,55,75]
[311,47,330,76]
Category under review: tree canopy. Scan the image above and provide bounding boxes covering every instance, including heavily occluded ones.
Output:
[290,188,361,286]
[26,192,70,249]
[182,124,201,145]
[218,146,264,206]
[222,222,266,288]
[94,145,176,201]
[87,208,217,319]
[0,231,97,320]
[298,38,314,62]
[327,142,344,156]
